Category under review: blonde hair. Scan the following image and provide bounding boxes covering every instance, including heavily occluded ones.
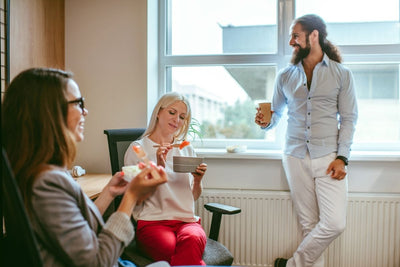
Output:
[143,92,191,141]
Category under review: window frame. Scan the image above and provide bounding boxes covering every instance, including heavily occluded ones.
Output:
[155,0,400,154]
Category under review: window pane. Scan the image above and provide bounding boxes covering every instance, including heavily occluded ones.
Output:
[350,64,399,99]
[296,0,400,45]
[170,66,281,147]
[348,63,400,145]
[169,0,277,55]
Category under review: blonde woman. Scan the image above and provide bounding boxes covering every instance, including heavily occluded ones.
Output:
[125,92,208,266]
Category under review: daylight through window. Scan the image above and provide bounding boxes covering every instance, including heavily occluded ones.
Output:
[159,0,400,152]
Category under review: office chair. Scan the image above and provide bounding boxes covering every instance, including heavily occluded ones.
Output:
[104,128,241,266]
[1,148,43,267]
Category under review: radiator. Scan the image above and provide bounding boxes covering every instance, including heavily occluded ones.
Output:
[196,190,400,267]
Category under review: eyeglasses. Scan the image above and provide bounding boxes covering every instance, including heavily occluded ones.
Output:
[68,97,85,113]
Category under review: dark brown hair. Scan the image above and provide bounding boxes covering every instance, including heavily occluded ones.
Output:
[2,68,76,209]
[294,14,342,63]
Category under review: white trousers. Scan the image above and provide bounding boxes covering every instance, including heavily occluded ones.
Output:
[282,152,348,267]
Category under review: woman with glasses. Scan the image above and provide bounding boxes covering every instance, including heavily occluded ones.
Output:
[2,68,168,267]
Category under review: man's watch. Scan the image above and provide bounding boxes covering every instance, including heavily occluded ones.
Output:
[336,156,348,166]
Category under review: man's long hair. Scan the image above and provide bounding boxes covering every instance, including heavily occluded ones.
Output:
[294,14,342,63]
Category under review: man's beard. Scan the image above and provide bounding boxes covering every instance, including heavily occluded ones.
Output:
[291,38,311,65]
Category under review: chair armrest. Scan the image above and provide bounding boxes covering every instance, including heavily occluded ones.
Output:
[204,203,241,215]
[204,203,241,241]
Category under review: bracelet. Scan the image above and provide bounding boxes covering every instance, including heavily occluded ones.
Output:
[336,156,348,166]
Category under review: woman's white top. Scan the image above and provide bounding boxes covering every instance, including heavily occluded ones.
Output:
[124,136,199,222]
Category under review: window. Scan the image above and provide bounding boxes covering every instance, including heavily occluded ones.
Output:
[169,0,277,55]
[296,0,400,46]
[158,0,400,152]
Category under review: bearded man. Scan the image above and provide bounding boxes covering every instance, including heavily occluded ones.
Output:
[255,14,358,267]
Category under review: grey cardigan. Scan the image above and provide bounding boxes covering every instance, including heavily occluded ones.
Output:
[29,169,134,267]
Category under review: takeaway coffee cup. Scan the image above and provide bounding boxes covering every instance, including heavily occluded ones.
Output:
[258,102,272,124]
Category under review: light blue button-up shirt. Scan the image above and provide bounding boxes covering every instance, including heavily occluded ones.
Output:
[265,54,358,159]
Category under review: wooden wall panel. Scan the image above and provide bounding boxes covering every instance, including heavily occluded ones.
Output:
[10,0,64,80]
[1,0,7,99]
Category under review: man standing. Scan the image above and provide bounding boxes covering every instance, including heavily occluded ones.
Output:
[255,14,358,267]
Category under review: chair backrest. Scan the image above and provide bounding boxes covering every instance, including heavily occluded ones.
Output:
[1,148,43,267]
[103,128,146,175]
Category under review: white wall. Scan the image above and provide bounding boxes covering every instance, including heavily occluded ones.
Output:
[65,0,148,173]
[198,155,400,193]
[65,0,400,194]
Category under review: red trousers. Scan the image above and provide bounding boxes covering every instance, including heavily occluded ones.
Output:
[136,220,207,266]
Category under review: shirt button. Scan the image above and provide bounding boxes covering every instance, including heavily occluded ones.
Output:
[308,97,311,100]
[306,140,310,143]
[307,126,310,129]
[308,112,310,115]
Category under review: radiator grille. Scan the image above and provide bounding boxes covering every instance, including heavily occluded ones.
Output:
[196,190,400,267]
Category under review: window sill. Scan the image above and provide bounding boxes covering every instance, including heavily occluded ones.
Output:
[350,151,400,162]
[195,148,400,162]
[196,148,281,160]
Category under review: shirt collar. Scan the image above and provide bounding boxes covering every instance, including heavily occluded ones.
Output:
[321,53,329,67]
[294,53,330,69]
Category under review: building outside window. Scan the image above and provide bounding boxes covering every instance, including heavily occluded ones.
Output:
[158,0,400,152]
